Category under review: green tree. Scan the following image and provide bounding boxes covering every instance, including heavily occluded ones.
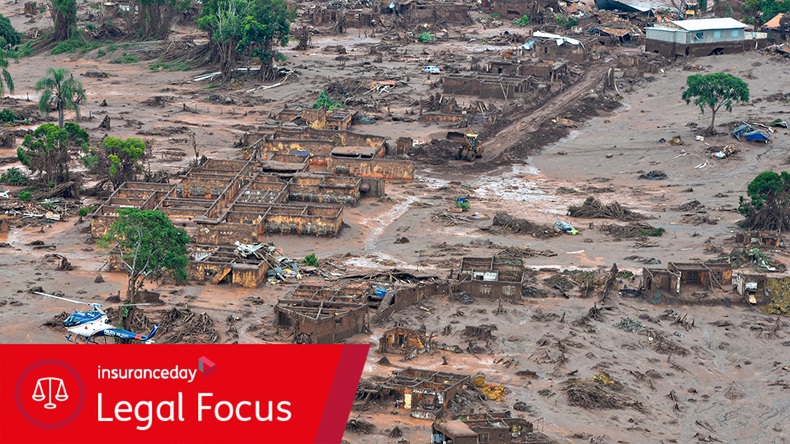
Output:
[132,0,189,40]
[84,136,146,190]
[50,0,77,42]
[312,91,344,111]
[0,51,14,97]
[514,13,531,27]
[742,0,790,26]
[17,122,88,184]
[0,13,22,47]
[199,0,295,81]
[35,67,86,128]
[102,209,190,303]
[681,73,750,135]
[738,171,790,231]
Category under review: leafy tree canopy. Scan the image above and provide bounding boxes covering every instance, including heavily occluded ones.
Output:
[102,209,190,302]
[738,171,790,231]
[84,136,146,189]
[681,73,749,135]
[36,67,86,128]
[0,13,21,46]
[742,0,790,25]
[17,122,88,184]
[199,0,295,80]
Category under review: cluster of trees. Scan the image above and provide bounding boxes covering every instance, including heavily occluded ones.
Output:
[43,0,298,80]
[739,171,790,231]
[742,0,790,26]
[198,0,296,80]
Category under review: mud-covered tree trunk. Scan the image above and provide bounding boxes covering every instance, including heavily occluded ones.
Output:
[50,0,76,42]
[134,1,178,40]
[258,41,279,82]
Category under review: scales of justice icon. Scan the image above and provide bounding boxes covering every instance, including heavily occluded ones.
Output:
[32,377,68,409]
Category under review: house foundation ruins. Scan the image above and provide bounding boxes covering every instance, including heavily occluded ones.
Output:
[457,257,524,299]
[380,368,470,419]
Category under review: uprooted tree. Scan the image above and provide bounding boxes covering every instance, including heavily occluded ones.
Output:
[681,72,750,136]
[16,122,89,185]
[198,0,296,81]
[738,171,790,231]
[102,209,189,304]
[84,136,146,190]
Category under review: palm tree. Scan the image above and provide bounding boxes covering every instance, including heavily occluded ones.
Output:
[35,68,86,128]
[0,52,14,97]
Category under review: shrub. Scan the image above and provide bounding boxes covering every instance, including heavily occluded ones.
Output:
[0,108,17,122]
[78,205,96,217]
[50,38,102,55]
[96,48,106,58]
[417,32,434,43]
[313,91,344,111]
[111,54,139,64]
[555,14,578,29]
[514,14,530,27]
[303,253,319,267]
[0,167,29,185]
[18,190,32,201]
[149,61,192,72]
[0,13,21,46]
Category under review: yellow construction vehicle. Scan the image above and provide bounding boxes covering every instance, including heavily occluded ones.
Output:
[448,131,484,162]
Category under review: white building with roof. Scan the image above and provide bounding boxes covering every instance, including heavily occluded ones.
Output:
[645,18,766,57]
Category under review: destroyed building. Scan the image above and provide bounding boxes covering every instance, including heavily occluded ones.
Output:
[641,262,732,303]
[237,127,414,181]
[188,243,275,288]
[735,231,783,248]
[276,107,356,131]
[91,159,359,241]
[274,284,370,344]
[645,18,768,58]
[379,0,471,25]
[380,368,470,419]
[379,327,428,354]
[764,13,788,42]
[431,412,535,444]
[457,257,524,299]
[307,4,376,28]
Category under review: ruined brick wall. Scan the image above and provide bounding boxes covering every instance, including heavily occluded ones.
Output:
[459,280,522,299]
[443,76,482,96]
[265,208,343,237]
[91,215,116,238]
[327,158,414,180]
[282,307,367,344]
[645,39,748,58]
[195,221,263,245]
[373,282,452,323]
[231,263,268,288]
[479,80,517,99]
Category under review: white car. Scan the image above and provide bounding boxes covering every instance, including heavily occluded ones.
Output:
[422,66,441,74]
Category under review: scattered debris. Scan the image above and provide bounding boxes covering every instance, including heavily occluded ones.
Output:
[614,318,645,332]
[568,197,646,221]
[638,170,667,180]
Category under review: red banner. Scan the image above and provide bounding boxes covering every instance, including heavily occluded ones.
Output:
[0,344,368,444]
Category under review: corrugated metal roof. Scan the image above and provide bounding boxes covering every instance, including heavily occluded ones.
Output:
[764,13,785,29]
[598,27,631,37]
[670,18,748,31]
[595,0,676,13]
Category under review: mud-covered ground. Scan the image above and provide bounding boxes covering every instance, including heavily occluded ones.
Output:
[1,2,790,443]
